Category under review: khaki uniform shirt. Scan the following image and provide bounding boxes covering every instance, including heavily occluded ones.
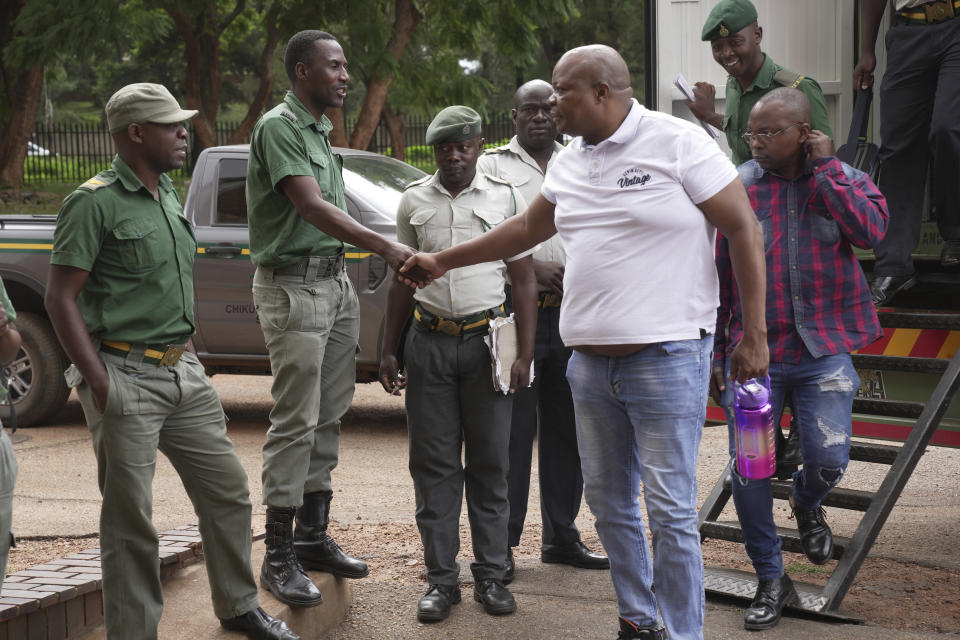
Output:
[0,278,15,404]
[477,137,566,281]
[247,91,345,268]
[396,171,529,318]
[723,54,834,166]
[50,156,196,344]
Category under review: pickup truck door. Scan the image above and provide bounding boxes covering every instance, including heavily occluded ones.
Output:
[191,154,267,358]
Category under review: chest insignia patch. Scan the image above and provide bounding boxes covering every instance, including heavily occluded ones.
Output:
[617,168,652,189]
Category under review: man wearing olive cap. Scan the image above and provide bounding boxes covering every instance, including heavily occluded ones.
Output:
[686,0,833,166]
[45,83,298,640]
[379,105,538,622]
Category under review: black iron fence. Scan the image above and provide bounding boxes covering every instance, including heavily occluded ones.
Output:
[23,111,516,183]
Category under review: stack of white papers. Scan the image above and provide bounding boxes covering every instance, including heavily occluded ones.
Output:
[674,73,722,139]
[484,314,535,394]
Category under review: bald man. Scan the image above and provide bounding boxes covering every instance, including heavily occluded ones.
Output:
[478,80,608,578]
[401,45,769,640]
[712,88,886,630]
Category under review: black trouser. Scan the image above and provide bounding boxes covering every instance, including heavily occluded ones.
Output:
[404,326,512,585]
[874,16,960,276]
[506,303,583,548]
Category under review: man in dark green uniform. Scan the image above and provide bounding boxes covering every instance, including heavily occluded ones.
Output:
[687,0,833,165]
[45,83,297,640]
[247,30,419,607]
[0,278,22,592]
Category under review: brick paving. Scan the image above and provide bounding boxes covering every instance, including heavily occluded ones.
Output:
[0,525,203,640]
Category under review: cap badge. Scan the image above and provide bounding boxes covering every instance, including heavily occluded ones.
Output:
[462,124,471,134]
[719,23,729,37]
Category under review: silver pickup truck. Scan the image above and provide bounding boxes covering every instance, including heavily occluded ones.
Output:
[0,145,426,426]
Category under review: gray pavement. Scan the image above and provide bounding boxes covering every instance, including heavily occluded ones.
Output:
[10,376,960,638]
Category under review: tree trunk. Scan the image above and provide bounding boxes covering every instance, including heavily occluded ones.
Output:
[228,2,281,144]
[383,105,406,162]
[347,0,422,150]
[168,1,244,152]
[327,109,348,148]
[0,65,44,188]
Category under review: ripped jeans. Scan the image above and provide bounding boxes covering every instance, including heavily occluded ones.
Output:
[720,349,857,580]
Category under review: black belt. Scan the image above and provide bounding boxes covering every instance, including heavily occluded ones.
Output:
[412,303,504,336]
[897,0,959,23]
[267,254,344,280]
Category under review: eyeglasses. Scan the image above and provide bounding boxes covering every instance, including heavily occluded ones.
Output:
[741,122,806,144]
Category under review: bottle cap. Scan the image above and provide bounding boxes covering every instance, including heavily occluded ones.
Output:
[735,377,770,409]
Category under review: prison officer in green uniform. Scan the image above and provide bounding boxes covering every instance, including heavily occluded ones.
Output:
[44,83,297,640]
[687,0,834,165]
[379,106,538,622]
[247,30,419,607]
[0,277,22,593]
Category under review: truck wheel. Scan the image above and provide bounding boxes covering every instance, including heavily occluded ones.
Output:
[0,312,70,427]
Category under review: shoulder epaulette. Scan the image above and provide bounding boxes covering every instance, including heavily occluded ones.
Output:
[483,146,510,155]
[484,173,513,187]
[77,173,118,192]
[773,67,805,89]
[404,174,433,191]
[280,109,298,123]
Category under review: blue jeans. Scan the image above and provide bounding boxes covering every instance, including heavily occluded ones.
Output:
[720,349,857,580]
[567,337,712,640]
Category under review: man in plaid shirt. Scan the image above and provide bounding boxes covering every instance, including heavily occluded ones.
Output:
[712,87,887,631]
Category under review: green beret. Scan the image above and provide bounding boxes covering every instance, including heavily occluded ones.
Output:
[105,83,197,133]
[701,0,758,41]
[425,106,482,146]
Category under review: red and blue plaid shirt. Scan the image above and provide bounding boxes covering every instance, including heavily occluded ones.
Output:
[714,157,888,367]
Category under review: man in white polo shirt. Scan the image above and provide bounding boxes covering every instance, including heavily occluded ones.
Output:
[400,45,768,640]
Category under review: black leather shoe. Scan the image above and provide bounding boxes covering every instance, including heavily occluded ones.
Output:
[503,547,515,585]
[294,491,370,579]
[417,584,461,622]
[743,574,799,630]
[870,274,917,306]
[220,607,300,640]
[541,541,610,569]
[261,507,324,608]
[791,497,834,565]
[942,241,960,267]
[473,578,516,615]
[617,617,667,639]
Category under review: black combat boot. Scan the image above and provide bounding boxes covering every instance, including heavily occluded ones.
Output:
[294,491,370,578]
[261,507,324,607]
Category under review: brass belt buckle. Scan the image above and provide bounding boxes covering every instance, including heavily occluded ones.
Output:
[160,345,186,366]
[926,1,951,21]
[435,319,461,336]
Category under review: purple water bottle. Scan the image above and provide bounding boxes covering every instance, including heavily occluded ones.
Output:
[733,375,776,480]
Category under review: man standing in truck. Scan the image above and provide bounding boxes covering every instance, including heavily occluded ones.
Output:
[855,0,960,305]
[246,29,420,606]
[686,0,833,166]
[44,83,297,640]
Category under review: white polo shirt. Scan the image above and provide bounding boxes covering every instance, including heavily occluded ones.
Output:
[541,99,737,346]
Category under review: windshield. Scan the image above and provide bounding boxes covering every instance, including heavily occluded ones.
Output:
[342,155,426,218]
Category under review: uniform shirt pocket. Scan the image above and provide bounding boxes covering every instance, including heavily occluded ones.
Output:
[112,218,163,273]
[810,212,841,245]
[309,151,334,199]
[408,207,438,247]
[473,208,506,233]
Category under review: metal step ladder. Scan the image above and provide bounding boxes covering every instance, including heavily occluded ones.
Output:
[697,311,960,614]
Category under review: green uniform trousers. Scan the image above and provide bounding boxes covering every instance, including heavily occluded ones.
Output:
[0,426,16,591]
[71,349,258,640]
[404,326,512,586]
[253,267,359,507]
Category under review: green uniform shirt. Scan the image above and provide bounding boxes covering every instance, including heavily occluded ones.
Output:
[723,54,834,166]
[50,156,196,344]
[0,278,15,404]
[247,91,345,268]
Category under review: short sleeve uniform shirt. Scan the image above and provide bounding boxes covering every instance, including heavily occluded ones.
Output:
[50,156,196,344]
[396,171,529,318]
[477,136,566,276]
[247,91,345,268]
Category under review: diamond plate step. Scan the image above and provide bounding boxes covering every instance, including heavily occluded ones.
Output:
[703,567,863,622]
